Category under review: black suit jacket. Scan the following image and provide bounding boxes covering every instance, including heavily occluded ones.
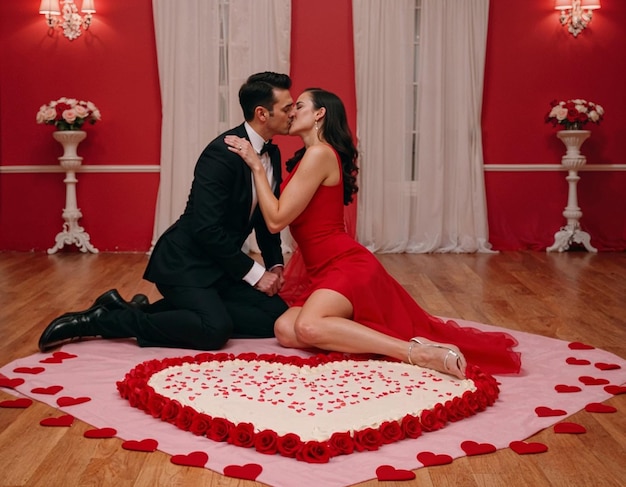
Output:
[144,123,284,288]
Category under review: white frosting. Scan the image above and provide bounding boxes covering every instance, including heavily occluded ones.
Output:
[149,358,476,442]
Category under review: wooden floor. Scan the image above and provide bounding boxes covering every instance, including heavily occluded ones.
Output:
[0,250,625,486]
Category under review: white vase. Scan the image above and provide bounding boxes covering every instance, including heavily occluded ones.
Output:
[556,129,590,170]
[48,130,98,254]
[546,129,596,253]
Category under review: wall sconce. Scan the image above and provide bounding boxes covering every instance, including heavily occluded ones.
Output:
[39,0,96,41]
[555,0,601,37]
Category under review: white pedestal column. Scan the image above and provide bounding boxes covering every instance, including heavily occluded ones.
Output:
[546,130,597,253]
[47,130,99,254]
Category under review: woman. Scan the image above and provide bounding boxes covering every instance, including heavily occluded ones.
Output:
[225,88,520,379]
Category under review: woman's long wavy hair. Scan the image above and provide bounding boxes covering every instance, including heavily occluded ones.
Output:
[285,88,359,205]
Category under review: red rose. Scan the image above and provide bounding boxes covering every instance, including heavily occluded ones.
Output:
[254,429,278,455]
[433,403,449,425]
[236,352,258,361]
[401,414,422,439]
[189,413,212,436]
[328,431,355,456]
[276,433,303,458]
[228,422,255,448]
[160,398,182,423]
[145,392,165,418]
[296,441,331,463]
[462,390,481,414]
[474,390,489,411]
[379,421,404,444]
[207,417,234,442]
[420,408,445,432]
[175,405,197,431]
[353,427,382,452]
[444,398,465,422]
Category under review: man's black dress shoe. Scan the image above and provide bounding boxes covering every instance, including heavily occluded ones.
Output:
[92,289,149,311]
[38,306,107,353]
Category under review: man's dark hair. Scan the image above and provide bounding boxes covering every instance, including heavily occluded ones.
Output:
[239,72,292,121]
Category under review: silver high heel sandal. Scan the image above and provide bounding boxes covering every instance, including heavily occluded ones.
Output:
[407,337,462,372]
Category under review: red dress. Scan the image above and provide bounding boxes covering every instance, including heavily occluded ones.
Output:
[279,151,521,375]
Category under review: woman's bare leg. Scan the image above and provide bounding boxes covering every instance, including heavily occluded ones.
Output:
[276,289,466,379]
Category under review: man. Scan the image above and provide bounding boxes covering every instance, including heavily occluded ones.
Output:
[39,72,293,352]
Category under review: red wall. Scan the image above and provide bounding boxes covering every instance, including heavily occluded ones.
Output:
[1,0,624,252]
[482,1,626,250]
[0,0,161,251]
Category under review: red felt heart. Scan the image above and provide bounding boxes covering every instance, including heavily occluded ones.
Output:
[13,366,45,374]
[584,402,617,413]
[0,398,33,408]
[40,414,74,426]
[535,406,567,417]
[417,451,453,467]
[509,441,548,455]
[554,422,586,434]
[604,385,626,395]
[568,342,595,350]
[57,396,91,407]
[170,451,209,468]
[0,377,25,389]
[566,357,591,365]
[579,376,610,386]
[31,385,63,395]
[39,351,78,363]
[461,440,496,456]
[84,427,117,439]
[595,362,621,371]
[376,465,416,481]
[122,439,158,452]
[555,384,582,393]
[223,463,263,481]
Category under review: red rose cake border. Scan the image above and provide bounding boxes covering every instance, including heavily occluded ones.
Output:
[116,351,500,463]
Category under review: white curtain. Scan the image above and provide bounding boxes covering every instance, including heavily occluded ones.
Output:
[151,0,291,248]
[353,0,494,253]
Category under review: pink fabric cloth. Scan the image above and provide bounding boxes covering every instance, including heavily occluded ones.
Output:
[1,319,625,487]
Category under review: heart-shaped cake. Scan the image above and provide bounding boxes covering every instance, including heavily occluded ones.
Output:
[117,352,499,463]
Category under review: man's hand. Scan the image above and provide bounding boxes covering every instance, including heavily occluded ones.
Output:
[254,270,283,296]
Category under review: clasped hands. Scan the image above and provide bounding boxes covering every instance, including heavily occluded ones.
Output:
[255,267,285,296]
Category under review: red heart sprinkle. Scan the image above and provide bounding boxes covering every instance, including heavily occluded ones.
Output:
[579,376,610,386]
[566,357,591,365]
[417,451,453,467]
[13,366,45,374]
[595,362,621,371]
[509,440,548,454]
[604,385,626,395]
[584,402,617,413]
[223,463,263,481]
[555,384,582,393]
[554,422,586,434]
[376,465,416,481]
[32,385,63,395]
[84,427,117,439]
[40,414,74,426]
[122,439,158,452]
[0,377,25,389]
[535,406,567,417]
[0,398,33,408]
[171,451,209,468]
[568,342,595,350]
[461,440,497,456]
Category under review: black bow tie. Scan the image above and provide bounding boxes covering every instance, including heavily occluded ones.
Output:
[259,140,276,156]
